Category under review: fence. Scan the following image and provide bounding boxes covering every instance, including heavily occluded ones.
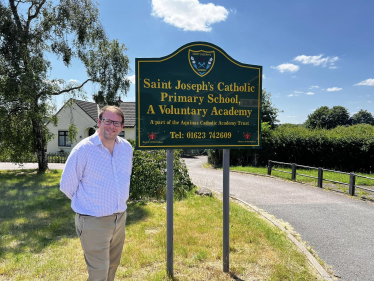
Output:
[267,160,374,197]
[47,154,68,163]
[1,154,69,164]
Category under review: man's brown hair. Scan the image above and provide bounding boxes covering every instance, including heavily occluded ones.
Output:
[99,105,124,123]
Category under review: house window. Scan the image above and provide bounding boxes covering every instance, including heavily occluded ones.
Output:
[119,131,125,138]
[58,131,71,147]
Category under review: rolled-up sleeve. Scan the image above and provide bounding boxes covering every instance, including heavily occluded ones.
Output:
[60,147,85,200]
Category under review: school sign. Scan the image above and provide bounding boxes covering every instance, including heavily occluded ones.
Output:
[135,42,262,149]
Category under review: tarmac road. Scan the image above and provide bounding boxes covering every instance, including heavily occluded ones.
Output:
[184,156,374,281]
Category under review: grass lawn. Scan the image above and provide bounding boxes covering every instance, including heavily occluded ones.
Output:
[0,169,323,280]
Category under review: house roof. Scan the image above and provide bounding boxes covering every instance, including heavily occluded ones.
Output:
[74,99,99,123]
[120,102,136,127]
[73,99,135,127]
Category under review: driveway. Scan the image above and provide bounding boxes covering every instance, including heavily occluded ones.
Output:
[184,156,374,281]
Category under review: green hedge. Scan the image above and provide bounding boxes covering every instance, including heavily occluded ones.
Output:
[208,123,374,173]
[128,140,195,200]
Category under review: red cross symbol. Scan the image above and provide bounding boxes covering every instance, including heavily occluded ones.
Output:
[149,132,156,140]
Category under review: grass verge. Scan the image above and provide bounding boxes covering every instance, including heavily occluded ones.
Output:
[0,169,322,280]
[204,163,374,201]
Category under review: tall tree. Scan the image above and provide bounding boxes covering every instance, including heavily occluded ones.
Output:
[262,89,282,129]
[328,106,350,128]
[304,106,330,129]
[351,109,374,125]
[305,106,350,129]
[0,0,131,172]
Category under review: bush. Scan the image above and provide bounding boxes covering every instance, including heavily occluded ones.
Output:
[0,150,37,163]
[209,123,374,173]
[128,140,195,200]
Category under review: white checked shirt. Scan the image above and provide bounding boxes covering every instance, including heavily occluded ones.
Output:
[60,132,133,217]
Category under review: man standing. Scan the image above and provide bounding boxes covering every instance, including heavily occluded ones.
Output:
[60,105,133,281]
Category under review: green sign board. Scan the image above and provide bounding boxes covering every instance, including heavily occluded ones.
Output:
[135,42,262,149]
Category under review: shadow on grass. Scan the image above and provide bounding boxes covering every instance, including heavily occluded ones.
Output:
[0,169,149,259]
[125,201,151,226]
[230,272,245,281]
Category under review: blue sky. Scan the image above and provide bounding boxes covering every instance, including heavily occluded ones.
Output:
[51,0,374,124]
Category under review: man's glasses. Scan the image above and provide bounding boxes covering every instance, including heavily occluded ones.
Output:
[100,118,123,127]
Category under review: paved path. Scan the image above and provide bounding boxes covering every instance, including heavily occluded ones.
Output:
[184,156,374,281]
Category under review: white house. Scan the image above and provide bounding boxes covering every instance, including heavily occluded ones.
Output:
[47,99,135,154]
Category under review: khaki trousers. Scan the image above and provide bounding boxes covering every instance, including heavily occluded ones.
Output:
[75,211,127,281]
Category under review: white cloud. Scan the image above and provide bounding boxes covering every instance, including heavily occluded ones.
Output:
[287,116,298,118]
[293,54,338,68]
[310,85,319,89]
[294,91,304,94]
[306,92,315,95]
[151,0,229,32]
[69,79,80,84]
[271,63,299,73]
[369,101,372,103]
[263,74,265,79]
[127,75,135,84]
[327,87,342,92]
[354,79,374,86]
[287,94,294,97]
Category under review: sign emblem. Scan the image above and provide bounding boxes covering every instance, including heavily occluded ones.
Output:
[244,132,251,140]
[148,132,156,140]
[189,49,215,77]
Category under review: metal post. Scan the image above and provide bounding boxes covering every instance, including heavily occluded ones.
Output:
[317,168,323,188]
[292,163,296,181]
[268,160,272,176]
[166,149,174,277]
[349,173,355,196]
[223,149,230,272]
